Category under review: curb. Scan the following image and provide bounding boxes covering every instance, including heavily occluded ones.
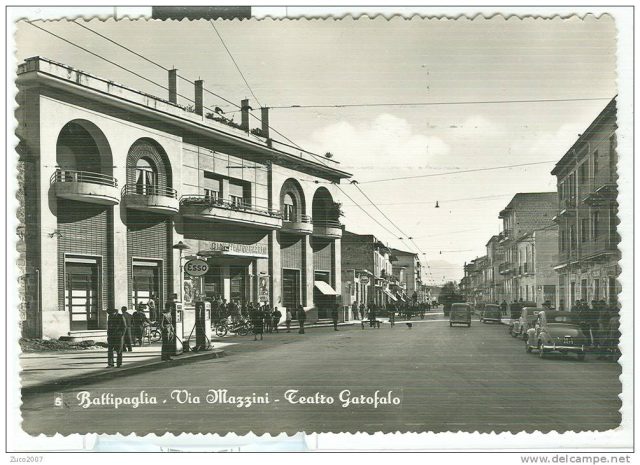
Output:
[21,348,225,396]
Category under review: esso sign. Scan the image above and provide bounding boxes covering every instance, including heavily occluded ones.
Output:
[184,259,209,277]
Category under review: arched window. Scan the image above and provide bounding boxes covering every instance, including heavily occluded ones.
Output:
[283,193,296,221]
[135,158,157,195]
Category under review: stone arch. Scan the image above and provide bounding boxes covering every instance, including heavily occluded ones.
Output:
[279,178,307,221]
[126,138,173,191]
[312,186,339,223]
[56,119,113,175]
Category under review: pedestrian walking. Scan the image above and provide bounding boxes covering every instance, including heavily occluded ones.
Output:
[285,308,293,333]
[252,306,264,341]
[332,304,339,331]
[263,304,272,333]
[297,305,306,334]
[389,307,395,327]
[500,300,508,316]
[106,308,126,368]
[160,308,174,361]
[132,304,150,346]
[272,307,282,333]
[359,303,365,321]
[121,306,134,352]
[352,301,359,320]
[368,304,377,328]
[147,295,157,322]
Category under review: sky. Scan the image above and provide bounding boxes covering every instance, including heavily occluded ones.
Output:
[14,16,617,284]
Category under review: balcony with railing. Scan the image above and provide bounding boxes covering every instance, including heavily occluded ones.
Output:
[281,213,314,235]
[50,169,119,205]
[583,182,618,207]
[498,262,513,275]
[179,194,282,229]
[121,184,179,214]
[312,218,343,239]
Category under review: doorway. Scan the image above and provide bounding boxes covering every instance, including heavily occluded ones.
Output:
[65,260,99,331]
[132,261,161,320]
[282,269,300,313]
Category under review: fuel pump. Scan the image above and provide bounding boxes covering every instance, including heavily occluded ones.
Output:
[194,300,212,350]
[168,300,184,356]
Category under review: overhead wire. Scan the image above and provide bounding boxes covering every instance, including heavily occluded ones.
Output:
[265,96,613,110]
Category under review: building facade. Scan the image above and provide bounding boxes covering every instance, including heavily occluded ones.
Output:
[341,231,396,312]
[513,229,559,305]
[551,98,619,310]
[497,192,558,303]
[17,57,351,339]
[485,235,505,303]
[390,248,424,303]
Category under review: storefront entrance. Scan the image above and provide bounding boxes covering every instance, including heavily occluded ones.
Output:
[314,270,334,319]
[65,260,99,331]
[282,269,300,312]
[132,261,161,320]
[202,259,252,305]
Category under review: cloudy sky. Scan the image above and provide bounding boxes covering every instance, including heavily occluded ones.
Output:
[15,16,617,284]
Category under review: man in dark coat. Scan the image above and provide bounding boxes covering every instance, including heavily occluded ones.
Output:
[297,305,306,334]
[121,306,134,352]
[272,307,282,333]
[331,304,340,331]
[132,304,150,346]
[106,308,127,368]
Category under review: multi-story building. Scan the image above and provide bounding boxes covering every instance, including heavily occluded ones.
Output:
[341,231,396,311]
[551,98,619,310]
[390,248,425,303]
[461,256,490,306]
[485,235,505,303]
[497,192,558,302]
[513,229,559,305]
[16,57,351,339]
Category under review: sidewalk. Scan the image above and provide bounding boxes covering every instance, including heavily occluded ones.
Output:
[21,322,355,394]
[20,342,228,395]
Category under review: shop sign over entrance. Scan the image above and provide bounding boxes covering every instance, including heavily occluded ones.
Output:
[184,259,209,277]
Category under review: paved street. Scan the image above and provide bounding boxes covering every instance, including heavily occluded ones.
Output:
[22,315,621,435]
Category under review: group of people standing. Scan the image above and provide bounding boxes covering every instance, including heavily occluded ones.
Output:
[350,301,435,324]
[106,301,176,367]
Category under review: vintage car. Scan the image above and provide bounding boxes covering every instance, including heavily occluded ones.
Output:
[480,304,502,324]
[510,306,541,339]
[449,303,471,327]
[525,310,588,360]
[505,301,537,333]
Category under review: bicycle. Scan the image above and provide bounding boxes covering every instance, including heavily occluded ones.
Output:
[214,318,252,337]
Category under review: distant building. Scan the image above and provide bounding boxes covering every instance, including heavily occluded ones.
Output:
[341,231,396,313]
[551,98,619,310]
[514,229,559,305]
[485,235,506,303]
[390,248,425,303]
[497,192,558,303]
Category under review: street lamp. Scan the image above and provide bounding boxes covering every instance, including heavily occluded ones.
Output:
[172,241,191,301]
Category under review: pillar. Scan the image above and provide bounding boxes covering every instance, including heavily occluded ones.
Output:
[268,230,281,307]
[304,235,314,308]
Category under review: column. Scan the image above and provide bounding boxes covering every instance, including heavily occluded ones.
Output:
[304,235,314,308]
[268,230,282,307]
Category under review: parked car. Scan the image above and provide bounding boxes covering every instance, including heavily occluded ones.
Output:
[505,301,537,333]
[510,306,541,339]
[480,304,502,324]
[525,310,589,361]
[449,303,471,327]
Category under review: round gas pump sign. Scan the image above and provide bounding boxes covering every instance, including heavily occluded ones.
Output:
[184,259,209,277]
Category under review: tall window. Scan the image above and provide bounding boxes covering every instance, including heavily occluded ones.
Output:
[592,211,600,239]
[581,217,589,242]
[579,162,588,186]
[593,150,599,183]
[569,225,576,251]
[135,158,157,195]
[283,193,296,221]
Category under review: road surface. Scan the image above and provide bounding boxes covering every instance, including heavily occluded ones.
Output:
[21,315,621,435]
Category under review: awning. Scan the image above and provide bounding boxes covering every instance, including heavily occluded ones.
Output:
[383,289,397,302]
[314,281,338,295]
